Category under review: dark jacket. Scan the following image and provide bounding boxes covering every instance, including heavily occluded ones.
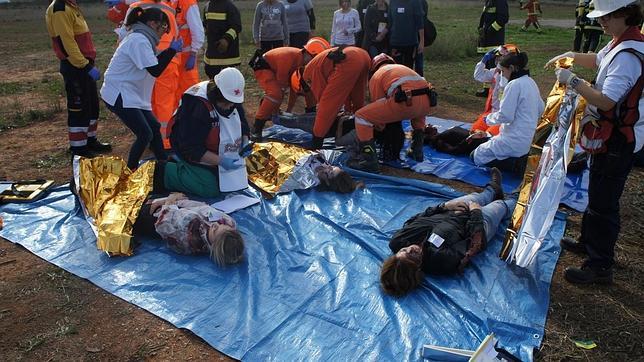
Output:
[389,204,486,275]
[362,3,388,52]
[477,0,509,52]
[387,0,424,47]
[204,0,242,66]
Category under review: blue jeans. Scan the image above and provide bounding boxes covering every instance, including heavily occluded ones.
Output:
[105,95,166,169]
[449,186,517,241]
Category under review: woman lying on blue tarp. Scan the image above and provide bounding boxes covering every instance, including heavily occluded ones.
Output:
[380,168,517,296]
[133,192,245,266]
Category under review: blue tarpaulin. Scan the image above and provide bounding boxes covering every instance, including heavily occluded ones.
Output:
[0,171,564,361]
[263,116,589,212]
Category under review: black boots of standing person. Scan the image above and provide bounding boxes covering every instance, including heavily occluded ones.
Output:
[408,129,424,162]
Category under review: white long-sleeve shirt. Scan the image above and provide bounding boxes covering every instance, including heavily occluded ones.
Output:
[184,4,205,52]
[473,61,506,113]
[472,74,545,165]
[330,8,361,46]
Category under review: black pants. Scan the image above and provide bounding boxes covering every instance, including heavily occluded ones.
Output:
[260,40,284,53]
[581,137,635,268]
[289,32,310,48]
[485,155,528,176]
[573,28,584,52]
[60,60,100,150]
[204,64,226,79]
[583,30,602,53]
[390,45,415,70]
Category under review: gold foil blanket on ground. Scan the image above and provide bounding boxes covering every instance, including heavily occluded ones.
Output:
[246,142,315,195]
[75,156,155,256]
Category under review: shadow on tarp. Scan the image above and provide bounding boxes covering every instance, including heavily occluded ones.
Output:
[0,171,564,361]
[262,116,589,213]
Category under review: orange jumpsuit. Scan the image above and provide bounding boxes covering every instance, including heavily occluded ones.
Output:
[174,0,204,100]
[471,77,501,136]
[130,0,181,150]
[355,64,432,141]
[303,46,371,138]
[255,47,306,120]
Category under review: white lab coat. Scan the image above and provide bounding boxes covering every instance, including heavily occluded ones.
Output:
[472,74,545,165]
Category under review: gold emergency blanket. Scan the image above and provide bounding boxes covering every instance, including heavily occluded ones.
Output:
[246,142,314,195]
[500,67,586,261]
[78,156,155,256]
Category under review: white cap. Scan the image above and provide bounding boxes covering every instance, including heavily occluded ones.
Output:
[214,67,245,103]
[587,0,639,18]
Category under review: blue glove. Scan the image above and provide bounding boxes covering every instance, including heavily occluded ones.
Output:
[219,156,244,170]
[169,38,183,52]
[481,49,496,64]
[185,52,196,70]
[105,0,121,6]
[87,66,101,81]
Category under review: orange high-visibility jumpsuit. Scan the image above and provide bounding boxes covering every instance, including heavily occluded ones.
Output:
[303,46,370,138]
[355,64,432,142]
[471,77,501,136]
[255,47,306,120]
[130,0,181,150]
[175,0,204,99]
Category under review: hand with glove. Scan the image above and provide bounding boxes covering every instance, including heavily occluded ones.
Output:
[555,68,582,89]
[105,0,122,7]
[544,51,574,69]
[218,156,245,170]
[481,49,496,64]
[185,51,196,70]
[87,66,101,81]
[169,38,184,52]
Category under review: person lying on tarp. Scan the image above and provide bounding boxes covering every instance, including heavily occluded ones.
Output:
[133,192,245,266]
[155,67,250,198]
[471,51,545,176]
[379,168,516,296]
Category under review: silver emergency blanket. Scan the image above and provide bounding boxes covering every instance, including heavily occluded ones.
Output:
[505,87,582,267]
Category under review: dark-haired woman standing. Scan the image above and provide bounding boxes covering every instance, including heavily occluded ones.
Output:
[471,51,544,175]
[101,7,183,169]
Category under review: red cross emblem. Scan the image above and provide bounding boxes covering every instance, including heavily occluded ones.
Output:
[234,89,241,96]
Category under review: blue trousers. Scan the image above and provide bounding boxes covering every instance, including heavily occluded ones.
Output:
[450,186,516,241]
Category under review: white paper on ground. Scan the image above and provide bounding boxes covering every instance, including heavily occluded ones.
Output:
[211,194,260,214]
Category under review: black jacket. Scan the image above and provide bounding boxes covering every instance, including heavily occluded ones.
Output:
[477,0,509,51]
[204,0,242,66]
[389,204,486,275]
[362,3,388,52]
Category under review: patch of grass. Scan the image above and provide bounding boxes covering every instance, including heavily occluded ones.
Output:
[20,334,46,352]
[55,317,78,337]
[32,151,69,170]
[0,81,24,96]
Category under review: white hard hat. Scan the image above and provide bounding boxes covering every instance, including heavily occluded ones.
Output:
[214,67,245,103]
[587,0,639,18]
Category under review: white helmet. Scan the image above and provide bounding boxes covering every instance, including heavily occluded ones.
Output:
[214,67,245,103]
[587,0,639,18]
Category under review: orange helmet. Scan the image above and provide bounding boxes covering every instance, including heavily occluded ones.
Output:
[370,53,395,73]
[303,37,331,56]
[497,44,520,56]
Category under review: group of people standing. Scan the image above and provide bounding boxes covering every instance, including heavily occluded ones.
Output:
[46,0,644,297]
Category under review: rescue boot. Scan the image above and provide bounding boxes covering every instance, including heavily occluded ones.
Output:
[87,138,112,153]
[347,140,379,173]
[489,167,504,200]
[407,129,425,162]
[251,119,267,142]
[564,262,613,285]
[308,136,324,150]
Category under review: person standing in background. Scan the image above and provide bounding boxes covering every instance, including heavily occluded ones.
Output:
[253,0,289,52]
[284,0,316,48]
[574,0,588,51]
[475,0,509,98]
[520,0,542,33]
[362,0,389,57]
[387,0,424,69]
[414,0,428,76]
[356,0,375,48]
[203,0,242,78]
[582,0,604,53]
[174,0,205,98]
[46,0,112,158]
[330,0,361,46]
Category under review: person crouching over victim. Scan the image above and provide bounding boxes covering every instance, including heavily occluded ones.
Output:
[250,37,331,141]
[302,46,372,149]
[347,53,436,173]
[380,168,516,296]
[134,192,244,266]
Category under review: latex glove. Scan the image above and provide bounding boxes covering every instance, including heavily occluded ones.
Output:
[169,38,183,52]
[481,49,496,64]
[555,68,575,85]
[185,52,196,70]
[544,51,574,69]
[105,0,121,7]
[87,66,101,81]
[219,156,244,170]
[217,38,229,53]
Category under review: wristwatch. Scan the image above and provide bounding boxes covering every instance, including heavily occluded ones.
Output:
[569,76,582,90]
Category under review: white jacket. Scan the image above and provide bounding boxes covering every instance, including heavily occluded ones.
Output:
[472,74,545,165]
[473,61,506,113]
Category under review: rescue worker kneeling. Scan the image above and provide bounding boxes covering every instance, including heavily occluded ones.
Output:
[303,46,372,149]
[250,36,330,141]
[347,53,436,173]
[158,67,250,197]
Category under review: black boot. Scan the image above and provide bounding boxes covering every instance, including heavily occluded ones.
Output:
[251,119,267,142]
[407,129,424,162]
[309,136,324,150]
[489,167,504,200]
[87,138,112,153]
[347,140,379,173]
[560,236,587,255]
[69,146,98,158]
[564,262,613,285]
[475,88,489,98]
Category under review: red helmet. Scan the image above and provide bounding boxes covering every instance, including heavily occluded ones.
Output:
[497,44,520,56]
[303,37,331,56]
[370,53,395,73]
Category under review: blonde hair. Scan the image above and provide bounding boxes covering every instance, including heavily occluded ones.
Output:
[209,228,245,266]
[380,255,423,296]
